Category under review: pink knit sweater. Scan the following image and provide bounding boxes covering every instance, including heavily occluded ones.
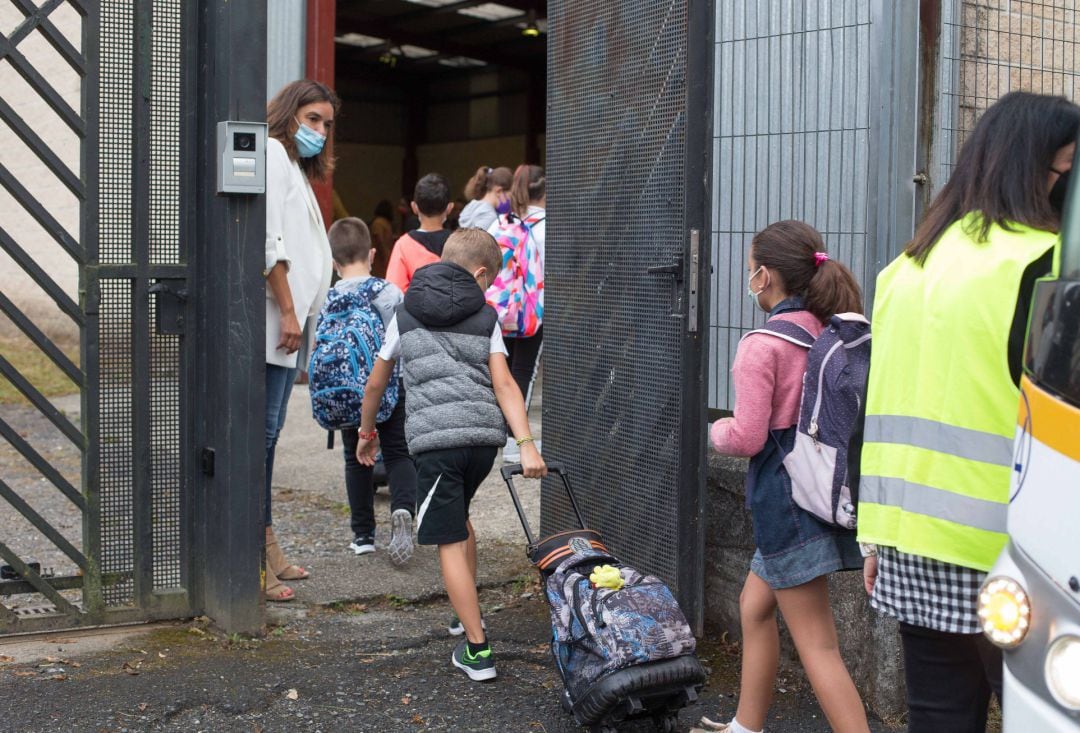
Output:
[710,310,824,458]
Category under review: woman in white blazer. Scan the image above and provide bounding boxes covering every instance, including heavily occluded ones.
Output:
[262,80,337,601]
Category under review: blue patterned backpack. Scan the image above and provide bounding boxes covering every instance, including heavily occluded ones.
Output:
[308,280,399,430]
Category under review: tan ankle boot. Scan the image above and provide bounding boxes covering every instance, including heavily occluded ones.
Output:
[265,526,310,580]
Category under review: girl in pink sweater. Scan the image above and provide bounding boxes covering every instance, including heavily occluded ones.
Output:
[697,222,868,733]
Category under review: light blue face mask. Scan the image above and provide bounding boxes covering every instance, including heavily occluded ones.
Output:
[293,118,326,158]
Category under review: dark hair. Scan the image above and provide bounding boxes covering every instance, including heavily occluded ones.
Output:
[752,220,863,324]
[443,227,501,277]
[413,173,451,216]
[907,91,1080,265]
[464,166,513,200]
[510,164,545,217]
[266,79,341,182]
[373,199,394,221]
[327,217,371,265]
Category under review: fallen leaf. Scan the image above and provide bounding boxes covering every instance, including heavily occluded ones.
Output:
[13,671,36,677]
[411,714,425,724]
[400,696,411,705]
[188,628,207,636]
[0,655,13,663]
[122,661,141,675]
[138,703,148,712]
[285,689,298,700]
[158,652,167,659]
[48,673,67,681]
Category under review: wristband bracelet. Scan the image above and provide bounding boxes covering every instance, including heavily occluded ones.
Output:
[515,436,535,447]
[859,542,878,558]
[358,429,377,441]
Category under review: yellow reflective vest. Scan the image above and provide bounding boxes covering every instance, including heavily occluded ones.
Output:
[857,214,1057,571]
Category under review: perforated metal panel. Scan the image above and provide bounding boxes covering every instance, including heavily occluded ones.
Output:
[709,0,874,409]
[543,0,708,614]
[149,0,184,591]
[99,2,134,266]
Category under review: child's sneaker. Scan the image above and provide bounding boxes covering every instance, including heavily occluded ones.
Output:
[451,639,496,681]
[388,509,414,566]
[349,535,375,555]
[448,614,486,636]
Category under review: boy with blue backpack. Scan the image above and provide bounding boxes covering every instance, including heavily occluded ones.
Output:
[309,218,417,564]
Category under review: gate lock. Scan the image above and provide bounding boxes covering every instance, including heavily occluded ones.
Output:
[149,279,188,335]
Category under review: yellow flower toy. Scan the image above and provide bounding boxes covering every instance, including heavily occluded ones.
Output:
[589,564,624,591]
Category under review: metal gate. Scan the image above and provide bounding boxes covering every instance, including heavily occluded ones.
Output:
[1,0,267,634]
[543,0,712,627]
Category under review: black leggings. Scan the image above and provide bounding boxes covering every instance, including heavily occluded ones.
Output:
[504,326,542,410]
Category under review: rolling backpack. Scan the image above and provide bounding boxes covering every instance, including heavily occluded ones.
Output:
[747,312,871,529]
[486,211,545,337]
[546,545,698,704]
[308,280,399,430]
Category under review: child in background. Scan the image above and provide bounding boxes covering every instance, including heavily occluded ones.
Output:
[386,174,453,292]
[355,228,546,682]
[326,217,418,564]
[698,221,868,733]
[460,166,513,231]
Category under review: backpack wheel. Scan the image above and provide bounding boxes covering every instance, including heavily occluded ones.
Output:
[653,713,678,732]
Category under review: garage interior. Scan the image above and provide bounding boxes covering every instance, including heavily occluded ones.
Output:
[331,0,547,229]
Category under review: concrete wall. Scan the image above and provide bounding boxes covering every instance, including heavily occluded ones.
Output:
[705,453,906,720]
[0,3,82,348]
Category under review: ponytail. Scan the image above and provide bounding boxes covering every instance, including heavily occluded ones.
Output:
[751,220,863,324]
[464,167,490,201]
[510,164,545,217]
[465,166,514,201]
[806,259,864,322]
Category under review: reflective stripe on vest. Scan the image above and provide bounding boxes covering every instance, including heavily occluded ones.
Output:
[864,415,1013,467]
[857,214,1057,571]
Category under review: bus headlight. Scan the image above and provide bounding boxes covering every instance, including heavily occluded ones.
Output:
[978,576,1031,648]
[1045,635,1080,710]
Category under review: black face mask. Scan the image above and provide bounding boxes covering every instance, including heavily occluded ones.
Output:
[1050,167,1072,215]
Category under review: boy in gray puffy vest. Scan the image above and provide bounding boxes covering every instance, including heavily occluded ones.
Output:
[355,227,546,682]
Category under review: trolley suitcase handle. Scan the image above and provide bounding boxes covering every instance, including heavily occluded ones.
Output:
[500,462,587,547]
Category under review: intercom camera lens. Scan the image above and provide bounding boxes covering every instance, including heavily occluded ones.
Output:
[234,132,256,151]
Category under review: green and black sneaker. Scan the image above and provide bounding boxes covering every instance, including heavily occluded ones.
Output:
[451,639,496,681]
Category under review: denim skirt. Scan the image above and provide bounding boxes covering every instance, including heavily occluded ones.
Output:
[746,426,861,590]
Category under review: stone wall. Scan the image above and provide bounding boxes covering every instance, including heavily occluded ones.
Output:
[704,452,905,721]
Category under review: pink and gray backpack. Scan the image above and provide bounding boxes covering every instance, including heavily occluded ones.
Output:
[485,212,545,337]
[748,313,871,529]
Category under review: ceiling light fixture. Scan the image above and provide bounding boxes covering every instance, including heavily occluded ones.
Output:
[522,8,541,37]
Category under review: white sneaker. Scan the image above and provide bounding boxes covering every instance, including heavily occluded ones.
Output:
[349,535,375,555]
[387,509,414,566]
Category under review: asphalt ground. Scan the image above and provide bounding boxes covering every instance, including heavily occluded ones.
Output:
[1,387,904,732]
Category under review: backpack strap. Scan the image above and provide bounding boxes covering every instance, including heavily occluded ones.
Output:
[743,320,816,349]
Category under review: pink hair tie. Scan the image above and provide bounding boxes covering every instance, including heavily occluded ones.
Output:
[814,252,830,267]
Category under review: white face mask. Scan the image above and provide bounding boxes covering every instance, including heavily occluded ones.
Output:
[747,265,769,311]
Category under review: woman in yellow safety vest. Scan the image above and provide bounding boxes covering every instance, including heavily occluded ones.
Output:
[858,91,1080,732]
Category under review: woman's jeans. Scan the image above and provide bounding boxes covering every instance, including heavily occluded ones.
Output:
[265,364,298,527]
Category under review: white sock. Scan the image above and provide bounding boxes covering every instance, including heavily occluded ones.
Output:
[730,719,763,733]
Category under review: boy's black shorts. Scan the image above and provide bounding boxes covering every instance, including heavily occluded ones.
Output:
[414,446,498,545]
